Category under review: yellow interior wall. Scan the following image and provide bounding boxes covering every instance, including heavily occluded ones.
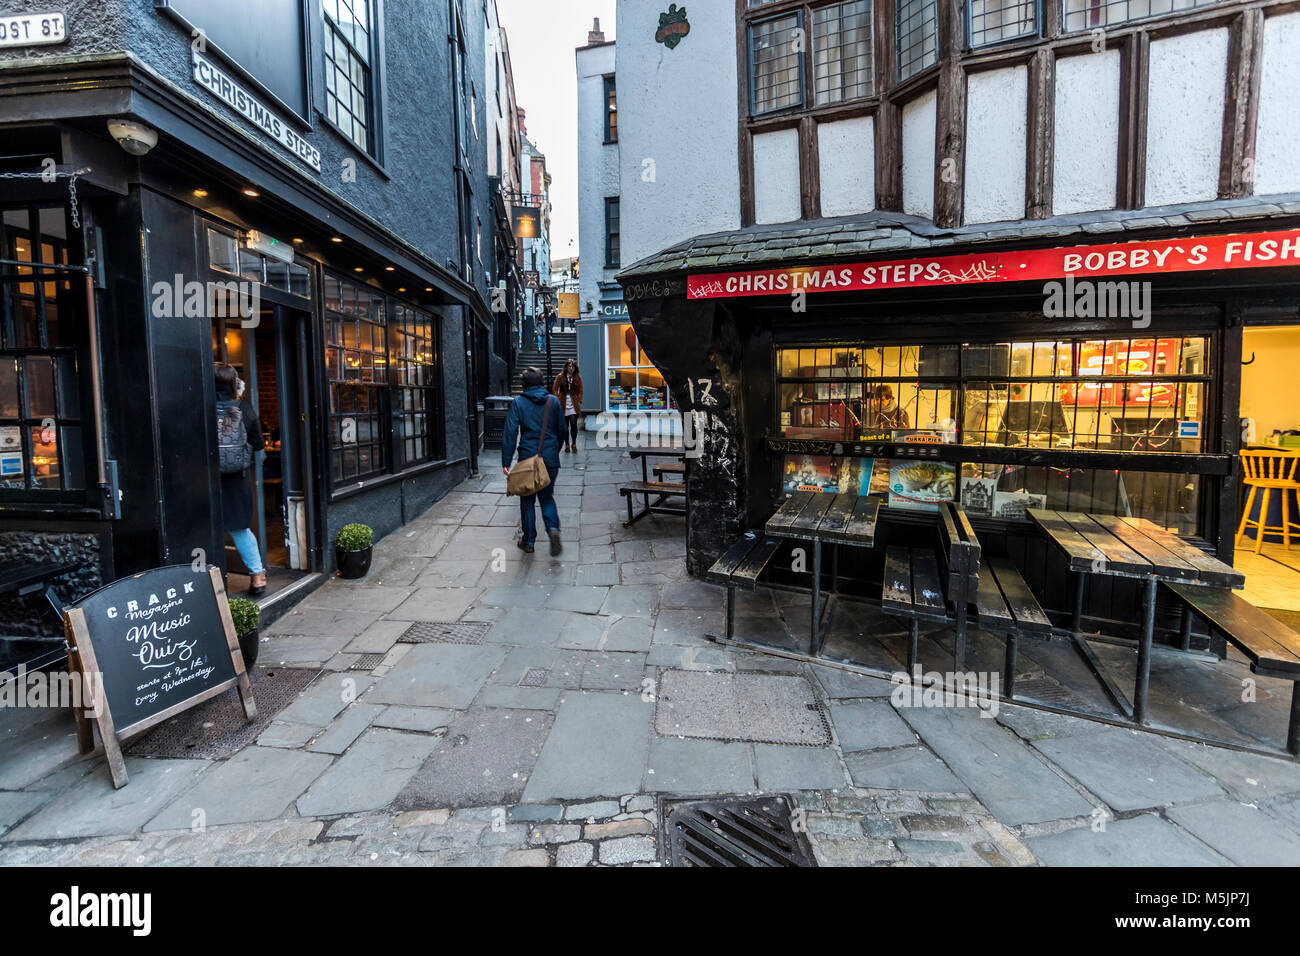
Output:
[1242,327,1300,439]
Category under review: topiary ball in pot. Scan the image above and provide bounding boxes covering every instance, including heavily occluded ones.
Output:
[227,596,261,668]
[336,523,374,579]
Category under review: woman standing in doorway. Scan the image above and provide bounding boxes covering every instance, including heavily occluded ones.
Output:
[553,360,584,453]
[214,363,267,596]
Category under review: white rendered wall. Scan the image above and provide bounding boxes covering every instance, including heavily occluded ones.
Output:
[902,91,936,220]
[576,41,619,320]
[818,117,875,217]
[753,128,802,224]
[964,66,1027,224]
[1145,28,1228,207]
[1255,12,1300,196]
[616,0,740,267]
[1052,50,1121,215]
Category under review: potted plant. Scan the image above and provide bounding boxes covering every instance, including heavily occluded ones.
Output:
[228,596,261,669]
[336,523,374,579]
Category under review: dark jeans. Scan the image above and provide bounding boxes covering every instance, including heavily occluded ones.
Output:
[519,464,560,546]
[565,414,579,446]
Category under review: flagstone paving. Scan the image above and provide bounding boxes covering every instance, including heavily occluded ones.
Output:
[2,445,1300,866]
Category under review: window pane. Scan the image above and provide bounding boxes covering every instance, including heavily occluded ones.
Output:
[814,1,873,105]
[969,0,1036,48]
[208,230,239,274]
[896,0,937,81]
[0,357,17,418]
[25,357,56,418]
[751,14,804,113]
[1062,0,1219,32]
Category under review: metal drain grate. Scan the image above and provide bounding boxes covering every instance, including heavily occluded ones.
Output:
[520,667,549,687]
[349,653,387,671]
[398,621,492,645]
[661,795,817,867]
[1014,677,1085,708]
[125,668,319,760]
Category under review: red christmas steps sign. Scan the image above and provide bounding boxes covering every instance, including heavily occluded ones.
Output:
[685,229,1300,300]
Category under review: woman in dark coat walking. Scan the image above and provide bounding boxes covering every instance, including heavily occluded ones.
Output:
[214,363,267,595]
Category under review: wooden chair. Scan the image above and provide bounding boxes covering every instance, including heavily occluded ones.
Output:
[1237,450,1300,554]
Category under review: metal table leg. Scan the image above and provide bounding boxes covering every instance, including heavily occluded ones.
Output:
[1134,576,1157,725]
[810,538,822,656]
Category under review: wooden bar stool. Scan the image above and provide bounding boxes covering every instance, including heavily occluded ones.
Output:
[1237,449,1300,554]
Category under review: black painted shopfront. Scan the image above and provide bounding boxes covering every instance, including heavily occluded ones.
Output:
[619,211,1300,649]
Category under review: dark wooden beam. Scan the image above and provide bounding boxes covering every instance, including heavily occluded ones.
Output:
[1026,47,1055,220]
[800,115,822,220]
[736,0,755,226]
[933,0,965,228]
[874,0,902,211]
[1116,32,1150,210]
[1219,8,1265,199]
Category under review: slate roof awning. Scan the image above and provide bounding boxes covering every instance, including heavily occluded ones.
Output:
[616,193,1300,285]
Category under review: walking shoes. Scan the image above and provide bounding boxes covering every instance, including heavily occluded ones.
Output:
[549,529,563,556]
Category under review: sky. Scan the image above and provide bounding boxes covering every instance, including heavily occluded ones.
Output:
[496,0,616,267]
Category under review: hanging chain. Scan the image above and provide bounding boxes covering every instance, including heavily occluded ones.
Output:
[0,165,91,229]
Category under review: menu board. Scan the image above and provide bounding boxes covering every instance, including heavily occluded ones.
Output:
[63,565,255,788]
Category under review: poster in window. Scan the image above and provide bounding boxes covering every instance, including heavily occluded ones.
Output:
[782,456,890,495]
[960,477,996,517]
[992,490,1047,520]
[888,461,957,511]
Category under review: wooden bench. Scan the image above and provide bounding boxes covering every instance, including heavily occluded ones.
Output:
[1164,582,1300,755]
[705,532,783,641]
[974,556,1053,698]
[618,481,687,527]
[882,502,981,670]
[653,461,685,482]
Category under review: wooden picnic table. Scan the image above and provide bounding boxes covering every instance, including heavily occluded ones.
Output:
[623,448,689,526]
[1027,509,1244,724]
[765,491,881,656]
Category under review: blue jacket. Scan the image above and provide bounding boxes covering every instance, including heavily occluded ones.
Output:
[502,387,562,472]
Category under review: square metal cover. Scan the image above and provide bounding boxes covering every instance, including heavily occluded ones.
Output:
[660,794,817,867]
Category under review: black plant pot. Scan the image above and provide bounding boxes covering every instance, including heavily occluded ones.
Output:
[336,546,373,579]
[238,628,259,669]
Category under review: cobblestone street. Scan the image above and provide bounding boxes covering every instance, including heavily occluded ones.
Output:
[3,446,1300,867]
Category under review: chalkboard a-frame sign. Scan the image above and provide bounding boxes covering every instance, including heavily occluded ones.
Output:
[62,565,257,789]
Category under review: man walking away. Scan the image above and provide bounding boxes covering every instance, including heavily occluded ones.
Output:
[502,367,563,555]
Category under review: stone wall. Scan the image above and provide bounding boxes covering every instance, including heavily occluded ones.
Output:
[0,532,105,637]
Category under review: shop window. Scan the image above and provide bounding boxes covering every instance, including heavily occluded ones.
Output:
[775,337,1212,532]
[896,0,938,81]
[0,206,84,493]
[390,302,442,469]
[606,323,676,412]
[1061,0,1221,32]
[324,274,389,484]
[969,0,1037,48]
[323,0,377,153]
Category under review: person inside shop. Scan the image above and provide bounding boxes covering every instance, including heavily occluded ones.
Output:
[553,359,584,453]
[502,367,563,555]
[214,363,267,596]
[871,384,910,430]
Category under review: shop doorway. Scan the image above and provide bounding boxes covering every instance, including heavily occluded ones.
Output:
[213,303,317,600]
[1237,324,1300,613]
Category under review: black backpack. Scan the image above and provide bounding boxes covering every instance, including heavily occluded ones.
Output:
[217,401,251,475]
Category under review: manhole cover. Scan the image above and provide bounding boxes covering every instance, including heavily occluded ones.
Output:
[350,653,387,670]
[660,795,816,867]
[520,667,549,687]
[125,668,319,760]
[399,621,492,645]
[655,670,832,746]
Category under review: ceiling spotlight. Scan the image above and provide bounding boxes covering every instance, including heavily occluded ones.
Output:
[331,236,343,243]
[398,287,406,292]
[193,189,209,198]
[354,267,363,272]
[243,188,259,197]
[385,266,395,272]
[425,286,433,292]
[292,238,304,244]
